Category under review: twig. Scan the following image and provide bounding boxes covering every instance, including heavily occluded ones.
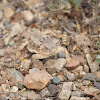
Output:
[59,22,79,35]
[20,0,41,16]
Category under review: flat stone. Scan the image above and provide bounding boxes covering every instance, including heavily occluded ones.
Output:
[24,70,52,90]
[58,52,66,58]
[89,62,99,72]
[72,55,86,65]
[94,81,100,90]
[19,90,41,100]
[66,71,76,81]
[47,84,59,96]
[40,87,50,97]
[71,90,81,97]
[84,86,100,96]
[82,73,97,81]
[9,68,24,89]
[62,82,73,91]
[58,90,71,100]
[71,66,83,74]
[66,59,80,70]
[92,94,100,100]
[70,96,90,100]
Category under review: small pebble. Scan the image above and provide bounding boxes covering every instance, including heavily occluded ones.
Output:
[52,76,60,84]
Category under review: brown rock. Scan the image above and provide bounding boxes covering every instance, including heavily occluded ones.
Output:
[71,66,83,74]
[73,55,87,65]
[21,10,34,22]
[66,59,80,70]
[84,86,100,96]
[0,78,6,85]
[83,64,89,73]
[20,59,31,72]
[94,72,100,79]
[4,7,14,18]
[24,70,52,90]
[92,94,100,100]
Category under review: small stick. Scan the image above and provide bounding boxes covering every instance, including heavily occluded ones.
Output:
[20,0,41,16]
[59,22,79,35]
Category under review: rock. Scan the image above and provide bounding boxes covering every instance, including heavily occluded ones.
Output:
[10,86,18,93]
[75,82,83,88]
[62,82,73,91]
[92,94,100,100]
[58,52,66,58]
[0,10,3,20]
[29,68,40,74]
[40,87,50,98]
[66,71,76,81]
[70,96,90,100]
[94,81,100,90]
[19,90,41,100]
[0,78,6,85]
[66,59,80,70]
[20,59,31,72]
[71,90,81,97]
[58,75,64,81]
[1,84,9,94]
[45,98,52,100]
[84,86,100,96]
[47,84,59,96]
[32,59,44,69]
[75,34,91,46]
[82,73,97,81]
[24,70,52,90]
[83,80,91,86]
[58,90,71,100]
[9,68,24,89]
[4,7,14,18]
[83,64,89,73]
[94,72,100,79]
[89,62,99,72]
[72,83,77,91]
[72,55,87,65]
[52,76,60,84]
[21,10,34,22]
[86,54,92,66]
[0,49,5,57]
[44,58,66,74]
[71,66,83,74]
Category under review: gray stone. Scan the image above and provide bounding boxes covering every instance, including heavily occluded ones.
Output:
[10,68,24,89]
[52,76,60,84]
[71,90,81,97]
[58,52,66,58]
[94,81,100,90]
[40,88,50,97]
[67,71,76,81]
[89,62,99,72]
[47,84,59,96]
[62,82,73,91]
[82,73,97,81]
[75,82,83,88]
[58,90,71,100]
[19,90,41,100]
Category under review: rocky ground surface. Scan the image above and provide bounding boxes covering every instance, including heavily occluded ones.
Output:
[0,0,100,100]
